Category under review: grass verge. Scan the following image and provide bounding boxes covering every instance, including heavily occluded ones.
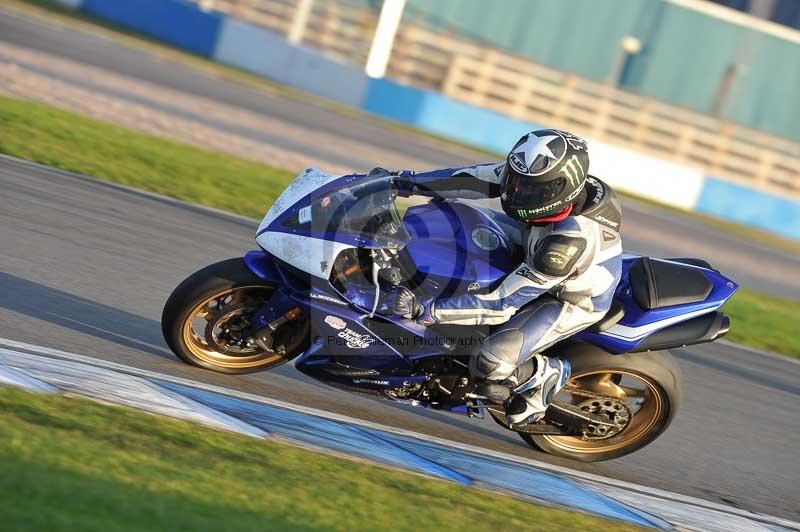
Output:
[1,95,798,359]
[722,287,800,359]
[0,95,294,219]
[0,387,643,532]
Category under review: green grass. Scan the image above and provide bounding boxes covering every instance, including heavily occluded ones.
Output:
[722,287,800,359]
[1,95,798,358]
[0,95,294,219]
[0,387,642,532]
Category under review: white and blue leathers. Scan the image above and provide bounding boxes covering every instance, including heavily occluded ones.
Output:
[396,163,623,387]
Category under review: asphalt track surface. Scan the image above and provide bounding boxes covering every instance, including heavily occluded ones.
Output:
[2,158,799,522]
[1,7,799,300]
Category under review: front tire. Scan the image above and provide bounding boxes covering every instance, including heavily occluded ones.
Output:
[522,345,682,462]
[162,258,309,374]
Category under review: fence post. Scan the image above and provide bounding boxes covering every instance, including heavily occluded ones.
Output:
[710,122,734,174]
[365,0,407,78]
[318,2,340,55]
[591,85,615,140]
[232,0,254,18]
[674,124,695,163]
[441,55,464,97]
[473,49,498,108]
[553,76,577,123]
[632,100,654,145]
[511,75,535,119]
[754,149,777,186]
[287,0,314,45]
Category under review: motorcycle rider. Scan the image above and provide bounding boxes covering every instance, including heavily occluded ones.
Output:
[387,129,623,426]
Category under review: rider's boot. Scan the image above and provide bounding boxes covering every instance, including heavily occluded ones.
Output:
[504,354,571,426]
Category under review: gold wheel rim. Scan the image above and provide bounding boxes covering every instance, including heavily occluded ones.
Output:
[181,286,287,369]
[541,370,666,454]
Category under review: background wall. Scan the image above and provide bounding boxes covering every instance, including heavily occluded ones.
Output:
[81,0,223,57]
[215,18,369,107]
[397,0,800,142]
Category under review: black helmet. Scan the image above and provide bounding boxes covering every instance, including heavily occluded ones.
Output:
[500,129,589,222]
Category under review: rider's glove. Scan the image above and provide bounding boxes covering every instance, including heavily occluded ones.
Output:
[385,286,421,319]
[392,170,416,198]
[415,299,438,326]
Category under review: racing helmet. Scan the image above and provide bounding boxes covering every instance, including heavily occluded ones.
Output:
[500,129,590,222]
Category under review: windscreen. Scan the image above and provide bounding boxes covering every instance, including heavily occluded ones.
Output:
[285,176,410,250]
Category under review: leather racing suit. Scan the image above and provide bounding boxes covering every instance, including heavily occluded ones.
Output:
[394,162,623,388]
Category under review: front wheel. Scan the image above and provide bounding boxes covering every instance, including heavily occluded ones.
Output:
[522,345,682,462]
[162,258,309,374]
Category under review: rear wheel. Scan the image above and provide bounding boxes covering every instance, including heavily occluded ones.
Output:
[522,345,682,462]
[162,259,309,374]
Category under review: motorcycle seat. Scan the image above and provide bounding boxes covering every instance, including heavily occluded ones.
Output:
[629,257,713,310]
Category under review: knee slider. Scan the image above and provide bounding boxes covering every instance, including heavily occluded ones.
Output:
[470,329,524,381]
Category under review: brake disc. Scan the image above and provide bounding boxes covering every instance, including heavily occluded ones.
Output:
[204,304,258,353]
[576,397,632,440]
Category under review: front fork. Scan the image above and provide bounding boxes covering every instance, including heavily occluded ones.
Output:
[250,288,304,352]
[252,307,302,352]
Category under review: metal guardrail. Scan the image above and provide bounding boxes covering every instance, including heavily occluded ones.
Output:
[197,0,800,198]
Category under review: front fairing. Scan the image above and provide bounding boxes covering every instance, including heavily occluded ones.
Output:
[260,169,409,250]
[255,169,408,280]
[255,171,518,363]
[258,167,342,232]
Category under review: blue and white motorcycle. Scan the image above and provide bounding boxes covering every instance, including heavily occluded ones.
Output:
[162,168,738,462]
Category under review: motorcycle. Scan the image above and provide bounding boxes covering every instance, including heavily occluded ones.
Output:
[162,168,738,462]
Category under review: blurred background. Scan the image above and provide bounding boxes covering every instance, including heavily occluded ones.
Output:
[4,0,800,240]
[187,0,800,240]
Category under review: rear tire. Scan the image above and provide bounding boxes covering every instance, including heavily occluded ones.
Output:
[162,258,309,374]
[522,345,682,462]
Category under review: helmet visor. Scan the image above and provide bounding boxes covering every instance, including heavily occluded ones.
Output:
[503,167,566,209]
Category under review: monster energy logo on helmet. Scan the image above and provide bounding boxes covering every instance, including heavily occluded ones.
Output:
[518,200,564,218]
[561,155,585,188]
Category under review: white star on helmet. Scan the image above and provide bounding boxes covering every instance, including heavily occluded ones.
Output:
[515,133,563,175]
[528,134,560,160]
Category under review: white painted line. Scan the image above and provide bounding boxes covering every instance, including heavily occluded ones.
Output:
[0,336,796,530]
[149,383,269,439]
[587,481,790,532]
